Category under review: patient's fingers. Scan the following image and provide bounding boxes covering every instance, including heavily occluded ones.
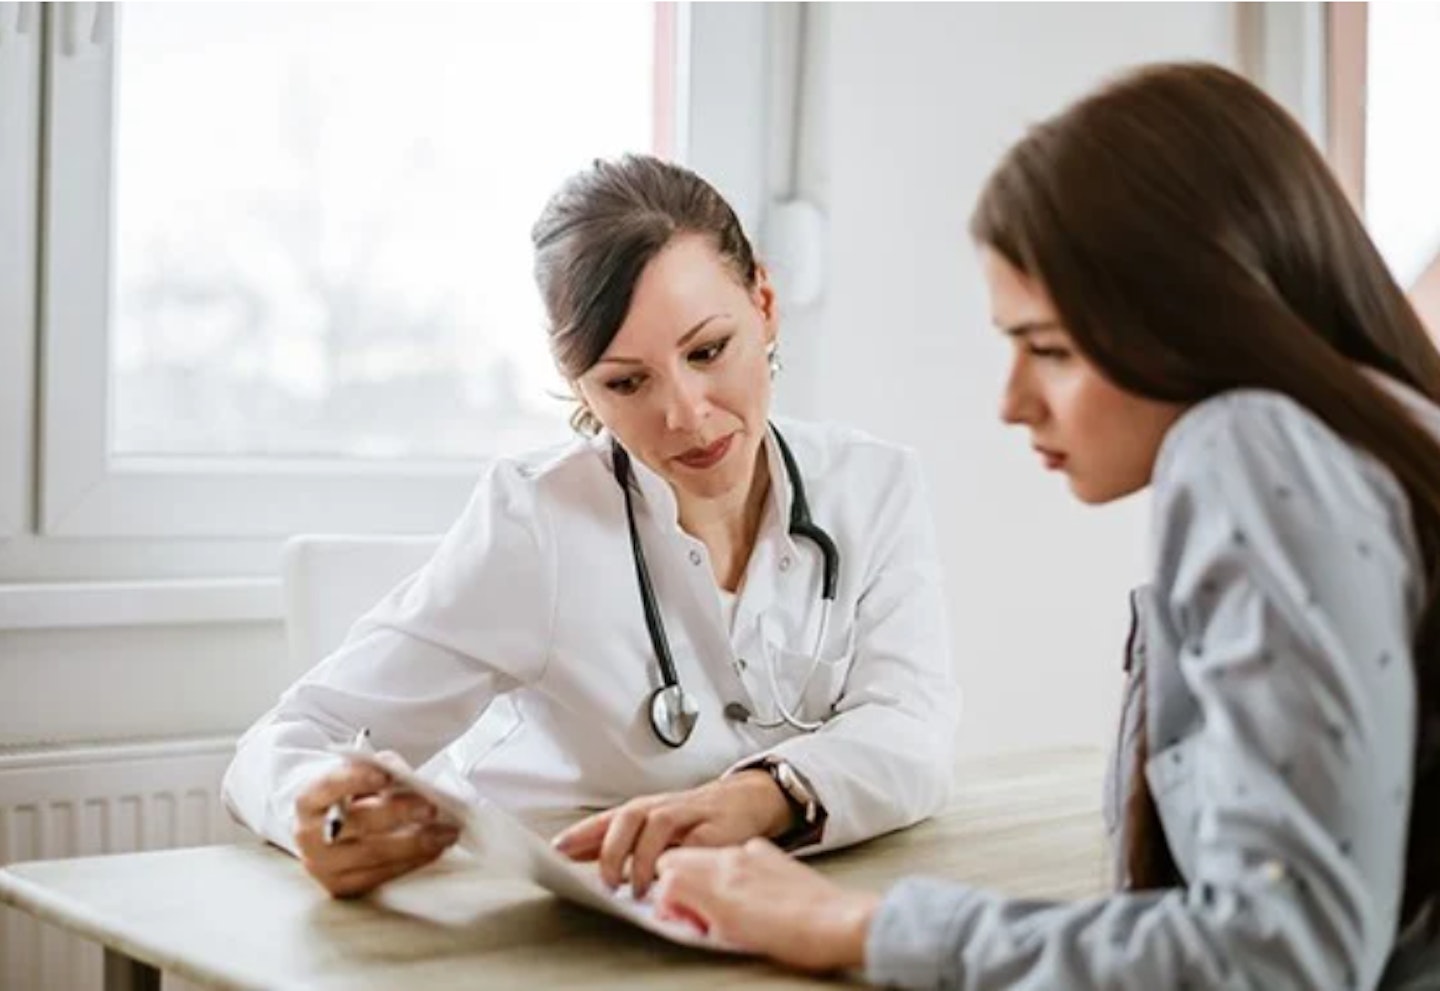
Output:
[652,847,726,922]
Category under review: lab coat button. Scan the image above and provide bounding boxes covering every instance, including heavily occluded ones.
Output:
[689,549,703,566]
[779,556,792,572]
[735,657,748,671]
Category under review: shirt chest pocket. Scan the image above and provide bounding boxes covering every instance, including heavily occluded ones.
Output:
[756,623,857,725]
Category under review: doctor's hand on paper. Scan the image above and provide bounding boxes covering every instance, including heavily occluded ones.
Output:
[652,839,880,973]
[550,770,792,899]
[293,754,461,898]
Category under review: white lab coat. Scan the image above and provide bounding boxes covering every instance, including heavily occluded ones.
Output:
[223,418,959,855]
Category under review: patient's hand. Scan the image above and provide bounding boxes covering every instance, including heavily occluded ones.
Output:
[550,770,791,898]
[653,839,879,972]
[293,755,460,898]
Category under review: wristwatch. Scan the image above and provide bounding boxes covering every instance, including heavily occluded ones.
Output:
[758,758,827,850]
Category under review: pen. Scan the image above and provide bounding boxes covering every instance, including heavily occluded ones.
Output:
[323,727,372,845]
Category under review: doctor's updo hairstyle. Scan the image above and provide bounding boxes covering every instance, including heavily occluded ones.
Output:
[531,154,759,435]
[972,62,1440,929]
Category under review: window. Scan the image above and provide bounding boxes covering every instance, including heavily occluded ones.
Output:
[27,2,769,540]
[0,2,39,540]
[111,3,659,463]
[1327,1,1440,333]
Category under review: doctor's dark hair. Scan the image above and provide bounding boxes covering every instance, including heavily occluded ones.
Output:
[972,62,1440,925]
[531,154,758,434]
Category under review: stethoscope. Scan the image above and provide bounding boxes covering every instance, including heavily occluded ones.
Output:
[612,425,841,748]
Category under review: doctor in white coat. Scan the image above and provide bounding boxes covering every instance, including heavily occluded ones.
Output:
[223,154,959,899]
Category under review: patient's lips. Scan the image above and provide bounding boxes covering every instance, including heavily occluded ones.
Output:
[1033,444,1067,471]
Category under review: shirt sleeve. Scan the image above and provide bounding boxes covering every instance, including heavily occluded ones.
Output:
[745,448,961,853]
[865,395,1420,990]
[221,459,557,853]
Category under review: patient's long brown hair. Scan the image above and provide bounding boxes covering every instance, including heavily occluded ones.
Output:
[972,62,1440,925]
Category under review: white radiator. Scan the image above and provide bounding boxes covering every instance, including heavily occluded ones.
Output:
[0,737,247,991]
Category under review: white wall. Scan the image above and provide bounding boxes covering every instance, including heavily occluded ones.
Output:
[788,3,1238,755]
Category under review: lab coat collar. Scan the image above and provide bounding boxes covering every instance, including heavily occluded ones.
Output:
[595,425,797,552]
[760,425,797,548]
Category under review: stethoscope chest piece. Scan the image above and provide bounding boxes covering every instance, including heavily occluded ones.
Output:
[649,683,699,748]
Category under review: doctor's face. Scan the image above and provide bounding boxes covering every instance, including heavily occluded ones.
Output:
[983,249,1184,504]
[575,233,778,504]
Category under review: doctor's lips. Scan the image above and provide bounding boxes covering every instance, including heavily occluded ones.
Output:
[675,434,734,470]
[1033,444,1067,470]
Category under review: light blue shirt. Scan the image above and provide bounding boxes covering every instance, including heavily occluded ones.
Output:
[866,387,1438,990]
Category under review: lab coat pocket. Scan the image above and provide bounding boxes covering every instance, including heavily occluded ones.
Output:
[761,627,857,726]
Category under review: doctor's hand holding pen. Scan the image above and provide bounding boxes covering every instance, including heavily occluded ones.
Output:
[292,741,460,899]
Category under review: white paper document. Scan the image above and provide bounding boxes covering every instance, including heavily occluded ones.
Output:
[331,747,735,951]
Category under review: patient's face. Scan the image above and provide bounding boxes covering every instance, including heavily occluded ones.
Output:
[983,248,1184,504]
[575,233,778,507]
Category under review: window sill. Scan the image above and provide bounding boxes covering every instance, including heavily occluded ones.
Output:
[0,578,281,630]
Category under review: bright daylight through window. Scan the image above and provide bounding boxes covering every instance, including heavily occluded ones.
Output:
[111,3,661,462]
[1364,2,1440,329]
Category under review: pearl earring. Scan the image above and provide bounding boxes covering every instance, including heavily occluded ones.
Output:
[767,344,783,377]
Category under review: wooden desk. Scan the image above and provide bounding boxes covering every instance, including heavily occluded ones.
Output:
[0,748,1106,991]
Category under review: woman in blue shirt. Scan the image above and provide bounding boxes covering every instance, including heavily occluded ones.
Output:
[651,62,1440,989]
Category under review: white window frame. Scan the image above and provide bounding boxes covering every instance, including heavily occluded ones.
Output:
[0,2,40,540]
[1236,2,1329,148]
[35,1,772,539]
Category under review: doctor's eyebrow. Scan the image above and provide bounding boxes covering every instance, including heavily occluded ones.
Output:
[996,319,1064,339]
[594,314,732,367]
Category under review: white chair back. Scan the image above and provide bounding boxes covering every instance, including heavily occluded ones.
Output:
[281,534,440,673]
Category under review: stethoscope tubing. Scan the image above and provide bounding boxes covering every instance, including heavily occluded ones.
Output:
[614,424,840,744]
[616,453,682,690]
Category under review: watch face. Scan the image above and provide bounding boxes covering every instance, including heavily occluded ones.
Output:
[771,761,813,817]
